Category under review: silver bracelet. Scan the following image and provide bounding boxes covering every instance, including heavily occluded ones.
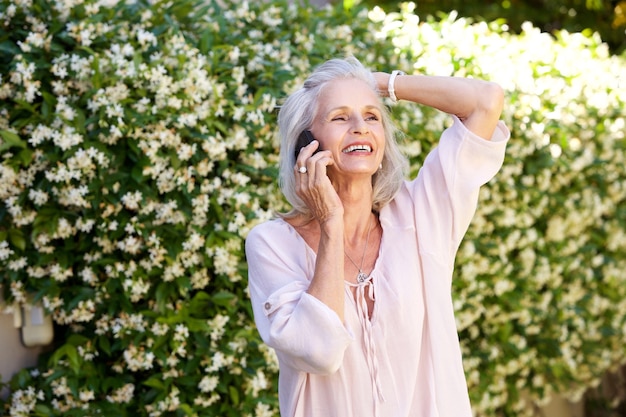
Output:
[388,70,405,103]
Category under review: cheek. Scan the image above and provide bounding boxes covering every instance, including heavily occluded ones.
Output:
[378,145,386,163]
[316,127,342,149]
[378,141,387,164]
[376,129,386,153]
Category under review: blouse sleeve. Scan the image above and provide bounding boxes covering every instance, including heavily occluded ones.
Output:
[408,116,509,262]
[245,222,353,374]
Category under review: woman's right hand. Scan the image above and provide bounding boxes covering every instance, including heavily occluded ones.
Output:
[294,140,344,226]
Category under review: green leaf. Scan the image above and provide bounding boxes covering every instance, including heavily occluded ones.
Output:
[98,335,112,356]
[49,344,81,374]
[12,99,38,114]
[189,291,211,316]
[34,404,53,417]
[229,385,240,406]
[15,368,32,388]
[17,148,34,167]
[8,228,26,251]
[212,291,235,307]
[0,41,20,56]
[41,91,56,120]
[0,130,26,151]
[143,376,166,390]
[186,317,210,332]
[178,404,195,416]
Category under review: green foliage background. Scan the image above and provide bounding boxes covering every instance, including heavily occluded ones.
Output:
[0,0,624,416]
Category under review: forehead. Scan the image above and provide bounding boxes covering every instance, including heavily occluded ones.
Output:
[317,78,381,113]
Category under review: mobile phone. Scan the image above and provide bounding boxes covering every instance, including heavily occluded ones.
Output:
[295,130,319,159]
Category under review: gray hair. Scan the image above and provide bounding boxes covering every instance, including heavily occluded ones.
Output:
[277,56,408,218]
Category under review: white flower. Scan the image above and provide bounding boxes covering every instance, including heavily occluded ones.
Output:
[8,257,28,271]
[53,217,75,239]
[79,389,95,402]
[136,28,157,48]
[28,189,49,205]
[121,191,142,210]
[208,314,230,342]
[176,142,196,161]
[151,322,169,336]
[106,383,135,404]
[163,261,184,282]
[10,281,26,303]
[123,344,155,372]
[76,218,96,232]
[198,375,218,393]
[117,235,143,255]
[55,96,76,121]
[9,386,43,416]
[49,263,73,282]
[0,241,14,260]
[182,232,205,252]
[249,370,268,397]
[173,324,189,342]
[191,269,210,289]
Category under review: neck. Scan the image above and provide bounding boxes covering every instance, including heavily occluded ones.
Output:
[336,185,374,240]
[342,208,376,283]
[343,208,375,249]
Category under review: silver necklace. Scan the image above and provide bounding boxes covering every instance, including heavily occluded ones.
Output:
[344,216,374,283]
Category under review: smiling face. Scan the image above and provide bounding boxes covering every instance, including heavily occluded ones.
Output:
[311,77,386,182]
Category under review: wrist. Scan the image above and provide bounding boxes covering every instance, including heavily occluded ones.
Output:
[388,70,405,103]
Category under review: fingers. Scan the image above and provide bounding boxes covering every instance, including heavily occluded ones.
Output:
[294,149,341,221]
[295,140,320,166]
[372,71,390,97]
[295,140,320,176]
[294,140,335,203]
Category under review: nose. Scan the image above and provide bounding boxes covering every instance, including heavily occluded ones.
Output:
[351,116,369,135]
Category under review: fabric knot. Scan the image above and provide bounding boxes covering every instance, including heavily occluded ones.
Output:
[346,276,385,415]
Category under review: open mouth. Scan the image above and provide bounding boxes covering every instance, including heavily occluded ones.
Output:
[342,144,372,153]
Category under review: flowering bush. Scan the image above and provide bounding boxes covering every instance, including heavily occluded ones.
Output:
[0,0,624,416]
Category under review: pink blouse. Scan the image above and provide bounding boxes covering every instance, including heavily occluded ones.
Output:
[246,116,510,417]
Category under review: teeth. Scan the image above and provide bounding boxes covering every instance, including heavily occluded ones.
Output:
[343,145,372,153]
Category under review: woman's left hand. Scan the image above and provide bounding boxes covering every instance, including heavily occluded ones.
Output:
[372,72,390,97]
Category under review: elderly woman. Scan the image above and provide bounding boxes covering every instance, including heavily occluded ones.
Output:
[245,56,510,417]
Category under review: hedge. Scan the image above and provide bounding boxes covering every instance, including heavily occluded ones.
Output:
[0,0,625,416]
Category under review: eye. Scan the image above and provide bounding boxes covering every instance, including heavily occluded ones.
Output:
[365,114,379,121]
[331,115,347,121]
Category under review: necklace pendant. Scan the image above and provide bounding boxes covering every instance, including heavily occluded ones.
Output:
[357,271,368,283]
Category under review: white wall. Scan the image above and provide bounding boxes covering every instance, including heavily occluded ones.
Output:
[0,311,44,399]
